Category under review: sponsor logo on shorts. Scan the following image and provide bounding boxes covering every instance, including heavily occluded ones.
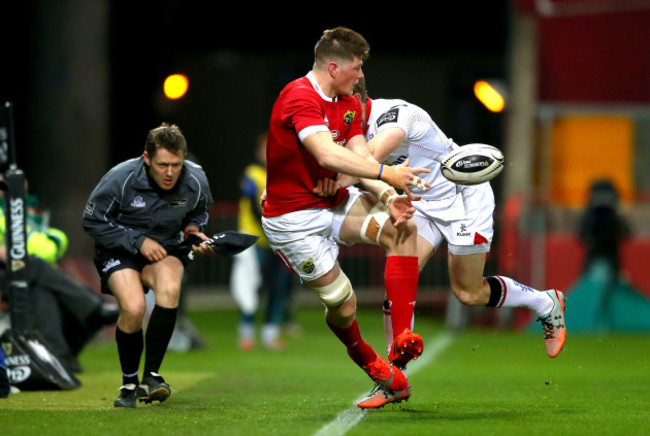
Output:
[131,196,146,208]
[457,223,471,237]
[102,258,121,273]
[344,110,356,125]
[301,258,315,275]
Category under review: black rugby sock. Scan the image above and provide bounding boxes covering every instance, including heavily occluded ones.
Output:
[485,276,504,307]
[116,327,143,385]
[144,305,178,375]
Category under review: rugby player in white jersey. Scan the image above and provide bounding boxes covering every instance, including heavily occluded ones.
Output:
[316,79,567,407]
[363,78,565,344]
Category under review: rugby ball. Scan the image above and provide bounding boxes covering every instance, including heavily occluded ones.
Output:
[441,144,504,185]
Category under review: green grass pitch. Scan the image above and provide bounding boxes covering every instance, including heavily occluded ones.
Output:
[1,305,649,435]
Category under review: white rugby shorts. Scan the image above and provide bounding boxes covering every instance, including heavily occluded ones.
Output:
[413,183,495,255]
[261,187,363,282]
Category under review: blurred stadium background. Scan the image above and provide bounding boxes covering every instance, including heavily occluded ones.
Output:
[2,0,650,331]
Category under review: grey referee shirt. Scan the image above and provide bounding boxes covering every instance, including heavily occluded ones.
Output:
[82,156,213,254]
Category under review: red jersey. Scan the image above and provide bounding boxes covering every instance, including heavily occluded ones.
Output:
[263,73,364,217]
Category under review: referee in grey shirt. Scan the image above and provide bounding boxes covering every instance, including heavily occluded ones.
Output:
[83,123,214,408]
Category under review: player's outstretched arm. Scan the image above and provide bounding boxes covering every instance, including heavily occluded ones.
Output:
[347,134,430,200]
[303,132,378,178]
[311,176,415,227]
[378,158,430,199]
[303,132,429,197]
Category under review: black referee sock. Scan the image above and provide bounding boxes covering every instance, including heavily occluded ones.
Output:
[485,276,503,307]
[115,327,143,386]
[144,305,178,376]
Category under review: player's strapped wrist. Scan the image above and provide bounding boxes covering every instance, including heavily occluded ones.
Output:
[378,164,402,189]
[378,187,399,207]
[378,163,428,191]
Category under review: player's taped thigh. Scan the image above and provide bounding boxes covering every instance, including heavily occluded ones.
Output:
[360,202,391,245]
[312,270,354,307]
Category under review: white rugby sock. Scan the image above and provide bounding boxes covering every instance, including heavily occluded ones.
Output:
[487,276,553,316]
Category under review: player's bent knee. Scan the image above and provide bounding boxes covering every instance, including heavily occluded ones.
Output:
[360,203,391,245]
[325,296,357,326]
[119,301,146,325]
[312,270,354,307]
[153,286,181,307]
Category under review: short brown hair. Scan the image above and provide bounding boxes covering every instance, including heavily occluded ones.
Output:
[314,27,370,68]
[144,123,187,157]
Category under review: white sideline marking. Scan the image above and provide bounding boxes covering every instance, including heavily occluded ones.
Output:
[312,331,456,436]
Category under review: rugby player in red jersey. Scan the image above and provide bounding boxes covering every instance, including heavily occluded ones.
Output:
[262,27,430,408]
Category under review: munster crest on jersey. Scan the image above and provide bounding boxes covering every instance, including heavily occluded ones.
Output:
[343,110,356,125]
[301,258,315,274]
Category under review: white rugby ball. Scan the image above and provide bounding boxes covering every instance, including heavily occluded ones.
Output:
[441,143,504,185]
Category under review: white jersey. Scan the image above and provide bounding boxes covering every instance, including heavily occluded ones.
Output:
[365,98,464,203]
[366,98,494,253]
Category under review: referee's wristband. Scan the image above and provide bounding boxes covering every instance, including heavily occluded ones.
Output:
[378,187,399,207]
[184,228,198,240]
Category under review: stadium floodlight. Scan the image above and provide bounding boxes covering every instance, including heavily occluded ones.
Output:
[474,79,507,113]
[163,74,189,100]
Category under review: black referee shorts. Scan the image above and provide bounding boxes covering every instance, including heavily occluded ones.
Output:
[93,244,192,295]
